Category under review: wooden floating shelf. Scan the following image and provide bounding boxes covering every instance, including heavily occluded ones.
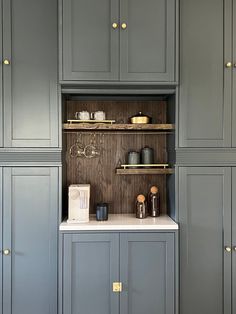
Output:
[116,168,175,175]
[63,123,175,131]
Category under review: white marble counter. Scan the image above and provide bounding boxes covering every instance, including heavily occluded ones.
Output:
[59,214,178,231]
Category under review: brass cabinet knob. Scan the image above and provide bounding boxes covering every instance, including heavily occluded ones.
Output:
[233,246,236,251]
[3,59,10,65]
[121,23,127,29]
[225,246,231,252]
[225,62,232,68]
[234,64,236,68]
[3,249,11,255]
[112,282,122,292]
[112,22,119,29]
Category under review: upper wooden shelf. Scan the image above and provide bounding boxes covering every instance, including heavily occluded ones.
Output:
[63,123,175,132]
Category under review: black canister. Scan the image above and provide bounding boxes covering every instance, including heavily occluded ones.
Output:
[141,147,154,164]
[127,151,140,165]
[96,203,109,221]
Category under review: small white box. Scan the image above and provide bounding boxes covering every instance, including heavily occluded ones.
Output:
[67,184,90,223]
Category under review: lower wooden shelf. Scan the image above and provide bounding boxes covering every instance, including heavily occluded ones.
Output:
[116,168,174,175]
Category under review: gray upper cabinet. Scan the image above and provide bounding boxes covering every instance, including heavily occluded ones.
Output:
[232,0,236,147]
[120,0,175,82]
[2,0,58,147]
[63,233,120,314]
[0,167,2,314]
[0,0,3,147]
[120,233,175,314]
[2,167,58,314]
[179,0,232,147]
[62,0,119,81]
[60,0,176,82]
[179,167,232,314]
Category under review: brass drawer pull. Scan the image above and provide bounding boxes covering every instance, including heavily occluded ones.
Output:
[113,282,122,292]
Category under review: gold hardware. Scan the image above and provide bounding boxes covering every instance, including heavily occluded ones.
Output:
[225,62,232,68]
[3,249,10,255]
[113,282,122,292]
[3,59,10,65]
[234,64,236,68]
[233,246,236,251]
[112,22,118,29]
[225,246,231,252]
[121,23,127,30]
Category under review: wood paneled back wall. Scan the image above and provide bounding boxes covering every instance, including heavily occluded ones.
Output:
[63,98,170,214]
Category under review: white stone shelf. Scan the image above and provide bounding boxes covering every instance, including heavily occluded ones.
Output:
[60,214,178,231]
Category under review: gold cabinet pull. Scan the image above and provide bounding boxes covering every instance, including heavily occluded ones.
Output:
[113,282,122,292]
[225,246,231,252]
[234,64,236,68]
[121,23,127,30]
[112,22,119,29]
[225,62,232,68]
[233,246,236,251]
[3,59,10,65]
[3,249,11,255]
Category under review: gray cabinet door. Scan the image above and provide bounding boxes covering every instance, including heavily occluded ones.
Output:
[179,0,232,147]
[3,0,58,147]
[62,0,119,81]
[0,168,2,314]
[0,0,2,147]
[120,0,176,82]
[63,233,119,314]
[232,0,236,147]
[120,232,175,314]
[179,167,232,314]
[232,168,236,314]
[2,167,58,314]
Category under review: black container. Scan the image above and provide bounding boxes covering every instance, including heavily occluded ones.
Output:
[96,203,109,221]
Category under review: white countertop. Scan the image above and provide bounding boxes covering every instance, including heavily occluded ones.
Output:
[59,214,178,231]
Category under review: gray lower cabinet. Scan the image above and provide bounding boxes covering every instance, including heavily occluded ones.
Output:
[1,167,58,314]
[1,0,58,148]
[62,232,175,314]
[60,0,176,82]
[179,0,233,147]
[179,167,232,314]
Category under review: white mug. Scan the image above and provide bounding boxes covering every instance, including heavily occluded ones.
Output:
[91,111,106,121]
[75,111,90,120]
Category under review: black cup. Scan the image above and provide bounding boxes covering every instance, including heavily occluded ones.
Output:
[96,203,109,221]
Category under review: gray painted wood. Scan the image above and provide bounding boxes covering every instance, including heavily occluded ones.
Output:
[0,0,2,148]
[62,0,119,81]
[0,168,2,314]
[2,167,58,314]
[120,232,175,314]
[232,168,236,314]
[232,0,236,147]
[179,167,232,314]
[63,233,119,314]
[120,0,176,82]
[179,0,232,147]
[2,0,58,147]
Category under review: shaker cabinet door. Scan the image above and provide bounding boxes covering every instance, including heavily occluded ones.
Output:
[232,168,236,314]
[179,0,232,147]
[232,0,236,147]
[120,233,175,314]
[62,0,119,81]
[2,167,58,314]
[0,168,2,314]
[120,0,176,82]
[63,233,119,314]
[179,167,232,314]
[2,0,58,147]
[0,0,3,147]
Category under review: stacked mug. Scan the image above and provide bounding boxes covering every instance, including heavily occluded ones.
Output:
[75,111,106,121]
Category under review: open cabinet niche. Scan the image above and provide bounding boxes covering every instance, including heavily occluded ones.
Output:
[62,94,176,217]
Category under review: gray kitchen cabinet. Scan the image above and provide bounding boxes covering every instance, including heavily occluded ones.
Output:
[179,167,232,314]
[2,0,58,147]
[60,0,176,82]
[232,168,236,314]
[120,0,176,82]
[120,233,175,314]
[179,0,232,147]
[1,167,58,314]
[62,232,175,314]
[0,167,2,314]
[63,233,120,314]
[0,0,3,148]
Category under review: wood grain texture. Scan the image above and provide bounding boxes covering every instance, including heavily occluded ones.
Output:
[63,123,175,131]
[63,99,172,214]
[116,168,174,175]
